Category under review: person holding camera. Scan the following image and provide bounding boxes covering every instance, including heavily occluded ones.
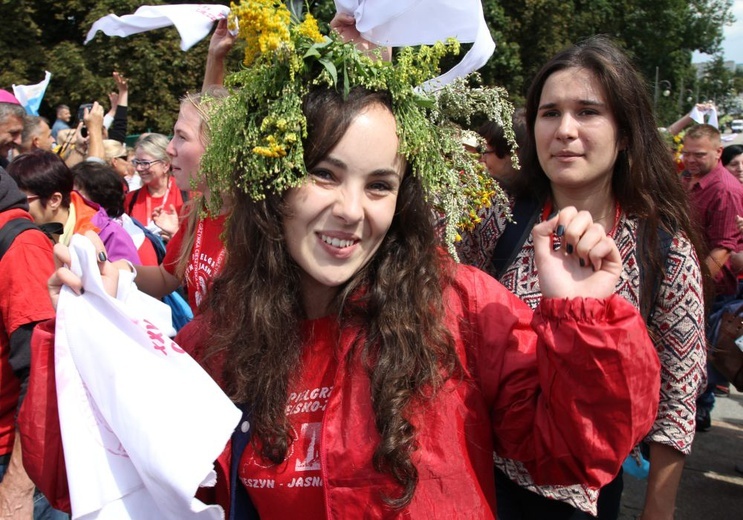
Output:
[62,102,105,168]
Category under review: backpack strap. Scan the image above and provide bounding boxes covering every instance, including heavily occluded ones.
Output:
[491,197,543,279]
[127,188,141,216]
[0,218,43,260]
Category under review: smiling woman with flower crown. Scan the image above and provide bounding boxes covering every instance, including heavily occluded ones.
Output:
[25,4,662,519]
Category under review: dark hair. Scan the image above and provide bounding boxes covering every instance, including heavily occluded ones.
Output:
[202,86,458,508]
[722,144,743,167]
[6,150,73,208]
[478,108,527,159]
[71,162,127,218]
[511,35,708,316]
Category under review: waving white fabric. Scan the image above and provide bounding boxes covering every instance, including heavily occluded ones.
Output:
[55,234,241,519]
[334,0,495,90]
[689,104,719,129]
[85,4,230,51]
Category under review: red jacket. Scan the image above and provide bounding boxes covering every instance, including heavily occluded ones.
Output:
[19,263,660,518]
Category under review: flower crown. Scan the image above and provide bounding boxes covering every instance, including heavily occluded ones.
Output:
[201,0,514,254]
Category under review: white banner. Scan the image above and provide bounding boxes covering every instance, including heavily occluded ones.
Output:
[85,4,230,51]
[56,234,240,519]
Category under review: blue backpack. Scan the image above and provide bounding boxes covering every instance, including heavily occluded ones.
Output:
[128,217,193,332]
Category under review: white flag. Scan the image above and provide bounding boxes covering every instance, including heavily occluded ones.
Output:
[56,235,240,519]
[85,4,230,51]
[12,71,52,116]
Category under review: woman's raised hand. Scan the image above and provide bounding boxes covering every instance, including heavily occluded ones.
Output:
[531,207,622,300]
[330,12,392,61]
[152,204,179,238]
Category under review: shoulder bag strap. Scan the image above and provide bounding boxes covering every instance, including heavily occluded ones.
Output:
[0,218,40,260]
[490,197,543,279]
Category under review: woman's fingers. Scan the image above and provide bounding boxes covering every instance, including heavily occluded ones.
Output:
[532,206,622,299]
[48,231,119,309]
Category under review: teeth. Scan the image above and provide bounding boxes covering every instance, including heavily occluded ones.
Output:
[321,235,354,248]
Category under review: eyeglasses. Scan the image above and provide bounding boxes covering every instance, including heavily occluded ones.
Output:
[26,195,40,203]
[480,149,496,156]
[131,159,163,170]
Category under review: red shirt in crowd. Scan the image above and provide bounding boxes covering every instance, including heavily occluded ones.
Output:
[0,209,55,455]
[682,161,743,296]
[124,177,183,231]
[162,213,227,313]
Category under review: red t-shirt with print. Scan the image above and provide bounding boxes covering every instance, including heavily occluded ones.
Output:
[162,214,226,313]
[239,317,338,518]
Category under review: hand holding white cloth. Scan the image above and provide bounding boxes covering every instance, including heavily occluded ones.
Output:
[689,104,719,129]
[85,4,230,51]
[55,234,241,519]
[334,0,495,90]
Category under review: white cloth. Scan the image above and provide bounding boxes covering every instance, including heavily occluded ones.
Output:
[12,71,51,116]
[85,4,230,51]
[55,234,241,519]
[689,104,719,129]
[126,174,143,192]
[116,213,146,250]
[334,0,495,90]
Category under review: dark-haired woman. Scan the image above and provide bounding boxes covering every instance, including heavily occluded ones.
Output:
[27,19,662,519]
[458,36,706,520]
[70,161,159,266]
[723,144,743,182]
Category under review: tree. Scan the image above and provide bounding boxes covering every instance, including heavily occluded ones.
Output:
[0,0,237,134]
[0,1,734,132]
[698,55,737,112]
[476,0,733,121]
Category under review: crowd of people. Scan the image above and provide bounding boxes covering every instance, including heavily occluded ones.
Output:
[0,4,741,520]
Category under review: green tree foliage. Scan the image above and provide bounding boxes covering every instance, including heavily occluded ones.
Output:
[0,0,237,133]
[0,0,733,131]
[478,0,733,122]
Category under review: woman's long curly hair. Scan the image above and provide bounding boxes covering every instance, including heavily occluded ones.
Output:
[202,86,460,508]
[510,35,709,316]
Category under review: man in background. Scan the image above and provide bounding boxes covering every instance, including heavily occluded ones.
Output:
[0,92,25,168]
[19,116,54,154]
[50,105,70,141]
[682,123,743,431]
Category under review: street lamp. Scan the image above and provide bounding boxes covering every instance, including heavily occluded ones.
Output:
[653,67,672,108]
[660,80,672,97]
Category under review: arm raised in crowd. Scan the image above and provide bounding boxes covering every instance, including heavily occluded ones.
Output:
[108,72,129,144]
[202,18,236,91]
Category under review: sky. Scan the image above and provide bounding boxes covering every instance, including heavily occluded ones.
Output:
[693,0,743,64]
